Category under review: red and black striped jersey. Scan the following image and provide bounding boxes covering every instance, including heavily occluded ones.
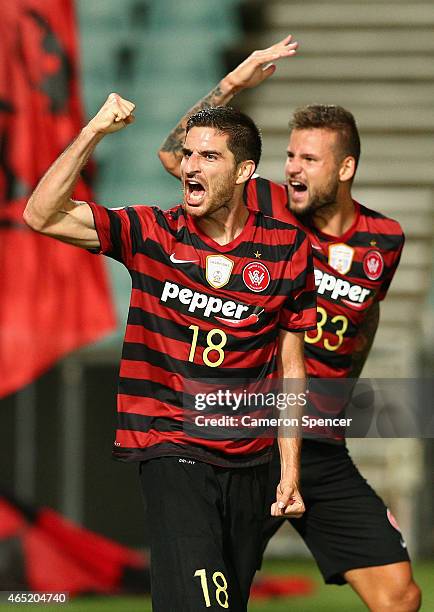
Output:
[246,177,404,442]
[246,176,404,379]
[89,201,316,467]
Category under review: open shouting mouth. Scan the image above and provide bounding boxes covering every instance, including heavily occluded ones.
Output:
[185,178,207,206]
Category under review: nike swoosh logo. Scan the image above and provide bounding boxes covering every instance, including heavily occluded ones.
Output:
[311,244,322,250]
[170,253,199,264]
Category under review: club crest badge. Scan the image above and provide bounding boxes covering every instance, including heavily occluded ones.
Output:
[205,255,234,289]
[363,250,384,280]
[328,243,354,275]
[242,262,270,292]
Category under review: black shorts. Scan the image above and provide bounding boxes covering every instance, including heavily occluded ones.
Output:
[139,457,268,611]
[262,440,410,585]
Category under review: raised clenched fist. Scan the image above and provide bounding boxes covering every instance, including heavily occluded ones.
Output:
[87,93,135,135]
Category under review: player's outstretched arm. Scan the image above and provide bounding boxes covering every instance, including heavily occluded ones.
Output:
[23,93,135,249]
[158,34,298,178]
[271,330,305,518]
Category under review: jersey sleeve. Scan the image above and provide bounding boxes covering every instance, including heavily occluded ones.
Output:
[377,232,405,301]
[279,228,317,332]
[88,202,157,268]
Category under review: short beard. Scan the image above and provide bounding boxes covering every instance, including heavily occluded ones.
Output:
[184,169,237,219]
[289,179,339,220]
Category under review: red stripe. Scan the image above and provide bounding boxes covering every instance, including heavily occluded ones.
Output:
[305,357,348,378]
[119,359,187,390]
[246,180,259,211]
[361,215,402,235]
[118,393,183,417]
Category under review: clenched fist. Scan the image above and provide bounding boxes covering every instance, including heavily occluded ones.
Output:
[271,479,305,518]
[87,93,135,135]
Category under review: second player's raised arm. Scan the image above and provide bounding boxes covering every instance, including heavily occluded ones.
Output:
[24,93,135,249]
[158,34,298,178]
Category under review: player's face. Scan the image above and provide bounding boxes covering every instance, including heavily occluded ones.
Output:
[285,128,342,217]
[181,127,239,218]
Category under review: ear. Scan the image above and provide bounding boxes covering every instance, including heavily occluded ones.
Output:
[236,160,256,185]
[339,156,356,182]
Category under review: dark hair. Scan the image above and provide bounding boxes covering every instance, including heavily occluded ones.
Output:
[290,104,361,168]
[186,106,262,168]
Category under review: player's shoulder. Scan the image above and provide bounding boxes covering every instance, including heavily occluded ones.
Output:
[247,175,301,224]
[253,209,309,254]
[250,175,287,196]
[127,202,181,217]
[357,201,404,239]
[128,202,185,226]
[253,207,301,232]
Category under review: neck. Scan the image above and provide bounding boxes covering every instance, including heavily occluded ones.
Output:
[312,193,356,237]
[197,197,249,245]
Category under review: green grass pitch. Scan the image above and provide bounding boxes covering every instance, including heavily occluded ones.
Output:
[1,559,432,611]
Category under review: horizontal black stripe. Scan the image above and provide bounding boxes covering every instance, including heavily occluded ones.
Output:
[122,343,276,379]
[305,344,351,368]
[254,210,298,233]
[0,220,27,230]
[130,263,302,301]
[113,442,272,468]
[127,307,278,351]
[307,378,356,399]
[117,411,275,440]
[118,376,281,409]
[306,304,359,335]
[348,231,404,251]
[348,260,395,280]
[119,377,184,406]
[290,289,317,314]
[129,271,277,327]
[140,234,304,267]
[358,205,392,221]
[117,412,182,433]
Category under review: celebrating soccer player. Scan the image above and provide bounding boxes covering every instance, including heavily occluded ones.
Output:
[23,94,317,611]
[157,36,421,612]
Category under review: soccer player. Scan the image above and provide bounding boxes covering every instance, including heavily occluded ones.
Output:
[23,94,317,611]
[157,37,422,611]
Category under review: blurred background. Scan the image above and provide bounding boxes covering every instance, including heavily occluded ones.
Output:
[0,0,433,608]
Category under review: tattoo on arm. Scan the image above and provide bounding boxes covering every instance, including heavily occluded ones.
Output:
[349,301,380,379]
[160,85,224,155]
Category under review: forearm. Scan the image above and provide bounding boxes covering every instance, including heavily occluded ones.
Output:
[277,370,305,483]
[158,76,239,177]
[278,435,301,484]
[24,125,103,231]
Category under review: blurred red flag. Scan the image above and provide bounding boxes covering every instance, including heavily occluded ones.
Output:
[0,491,149,594]
[0,0,116,398]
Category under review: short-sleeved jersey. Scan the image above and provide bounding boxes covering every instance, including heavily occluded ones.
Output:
[246,177,404,441]
[89,202,316,467]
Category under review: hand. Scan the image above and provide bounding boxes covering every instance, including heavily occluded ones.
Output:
[224,35,298,93]
[271,480,305,518]
[87,93,135,135]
